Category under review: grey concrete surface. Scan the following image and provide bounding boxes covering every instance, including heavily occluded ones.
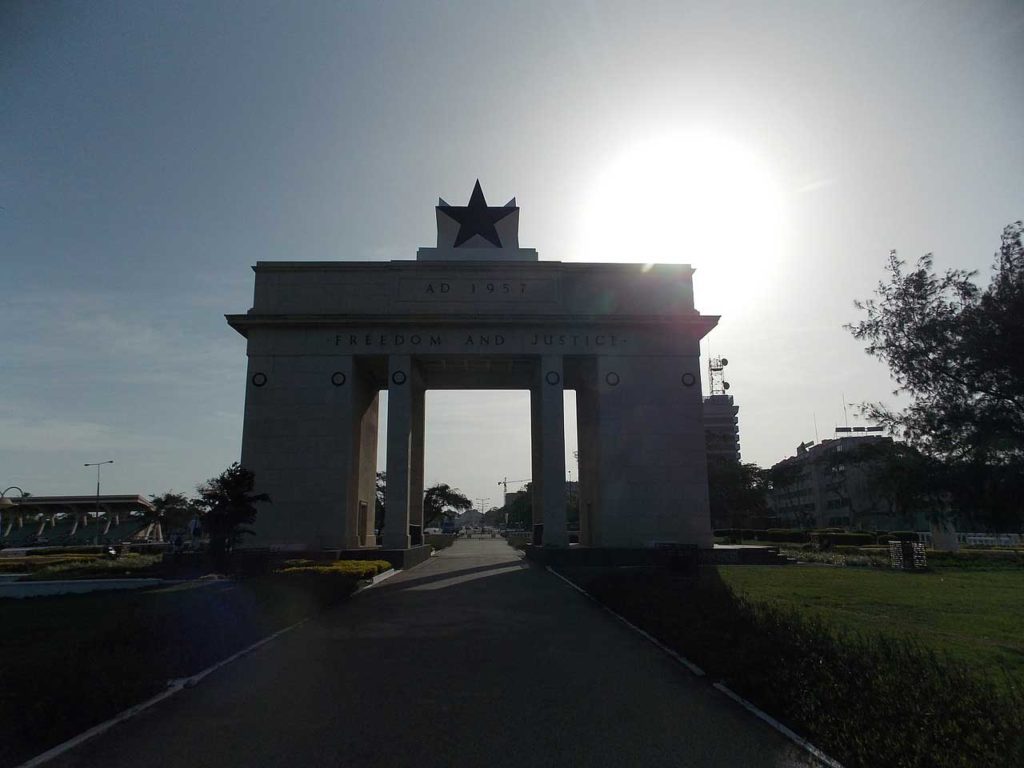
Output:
[47,539,818,768]
[0,578,162,599]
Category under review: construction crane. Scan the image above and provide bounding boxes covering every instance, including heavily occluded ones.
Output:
[498,477,530,495]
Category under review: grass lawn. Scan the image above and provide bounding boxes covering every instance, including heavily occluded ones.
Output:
[571,565,1023,767]
[719,565,1024,686]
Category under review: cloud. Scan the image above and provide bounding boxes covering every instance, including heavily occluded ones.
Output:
[0,416,120,453]
[1,287,242,387]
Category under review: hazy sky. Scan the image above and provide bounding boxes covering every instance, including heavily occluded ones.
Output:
[3,1,1022,509]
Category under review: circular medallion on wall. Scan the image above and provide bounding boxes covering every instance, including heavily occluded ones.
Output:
[251,372,268,387]
[605,372,620,387]
[331,372,347,387]
[545,371,561,386]
[392,371,407,385]
[681,373,696,387]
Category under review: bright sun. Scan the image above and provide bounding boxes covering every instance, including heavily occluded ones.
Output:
[576,132,789,317]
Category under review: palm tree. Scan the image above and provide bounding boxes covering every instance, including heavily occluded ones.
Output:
[148,491,196,542]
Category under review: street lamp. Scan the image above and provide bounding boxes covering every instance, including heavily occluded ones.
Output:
[83,461,113,528]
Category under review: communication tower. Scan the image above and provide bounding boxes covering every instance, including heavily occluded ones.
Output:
[708,357,731,395]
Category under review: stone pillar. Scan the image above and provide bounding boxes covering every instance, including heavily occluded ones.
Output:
[384,354,413,549]
[530,384,544,545]
[353,389,379,548]
[575,360,600,547]
[592,354,713,548]
[240,351,370,550]
[409,384,426,546]
[538,355,568,547]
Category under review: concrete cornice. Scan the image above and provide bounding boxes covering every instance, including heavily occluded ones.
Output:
[250,261,697,276]
[225,312,720,338]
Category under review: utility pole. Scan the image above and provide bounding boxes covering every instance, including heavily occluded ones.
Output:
[83,460,113,531]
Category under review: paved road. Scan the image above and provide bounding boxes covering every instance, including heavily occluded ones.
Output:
[48,539,816,767]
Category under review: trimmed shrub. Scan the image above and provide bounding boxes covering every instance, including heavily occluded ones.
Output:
[760,529,811,543]
[712,529,760,541]
[882,531,918,543]
[505,533,530,550]
[811,531,876,548]
[275,559,392,580]
[0,555,102,574]
[23,554,162,581]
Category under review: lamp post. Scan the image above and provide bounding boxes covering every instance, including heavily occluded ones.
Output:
[1,486,27,535]
[83,461,113,528]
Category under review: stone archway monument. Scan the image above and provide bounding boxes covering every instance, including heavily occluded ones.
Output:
[227,182,719,555]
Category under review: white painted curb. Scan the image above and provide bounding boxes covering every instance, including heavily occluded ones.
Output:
[15,567,403,768]
[15,616,311,768]
[545,566,705,676]
[546,566,844,768]
[713,683,845,768]
[357,567,398,590]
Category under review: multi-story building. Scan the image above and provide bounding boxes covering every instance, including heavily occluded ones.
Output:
[702,356,741,464]
[700,397,741,462]
[703,393,741,463]
[767,435,903,530]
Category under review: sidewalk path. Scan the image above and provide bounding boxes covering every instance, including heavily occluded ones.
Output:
[47,539,817,767]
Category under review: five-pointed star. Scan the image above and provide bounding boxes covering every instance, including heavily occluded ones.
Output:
[441,180,515,247]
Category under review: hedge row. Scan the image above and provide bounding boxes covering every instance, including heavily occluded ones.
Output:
[811,531,876,547]
[582,568,1023,768]
[713,529,921,545]
[275,559,392,580]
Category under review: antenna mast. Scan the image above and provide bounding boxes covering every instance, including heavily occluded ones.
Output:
[708,357,730,395]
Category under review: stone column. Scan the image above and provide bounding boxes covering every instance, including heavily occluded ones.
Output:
[353,388,379,548]
[383,355,413,549]
[408,384,426,546]
[593,354,713,548]
[538,355,568,547]
[530,384,545,545]
[240,351,368,550]
[575,359,600,547]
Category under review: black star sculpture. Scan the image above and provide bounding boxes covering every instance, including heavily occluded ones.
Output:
[438,180,516,247]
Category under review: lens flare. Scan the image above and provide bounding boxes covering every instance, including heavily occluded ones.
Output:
[576,131,789,318]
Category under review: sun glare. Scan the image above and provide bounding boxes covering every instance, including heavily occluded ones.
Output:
[576,132,789,317]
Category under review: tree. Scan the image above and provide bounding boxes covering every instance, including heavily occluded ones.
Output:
[847,222,1024,462]
[706,456,769,529]
[148,492,196,533]
[195,463,269,571]
[504,484,533,529]
[375,471,386,531]
[422,483,472,526]
[482,505,506,528]
[817,439,948,528]
[848,221,1024,529]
